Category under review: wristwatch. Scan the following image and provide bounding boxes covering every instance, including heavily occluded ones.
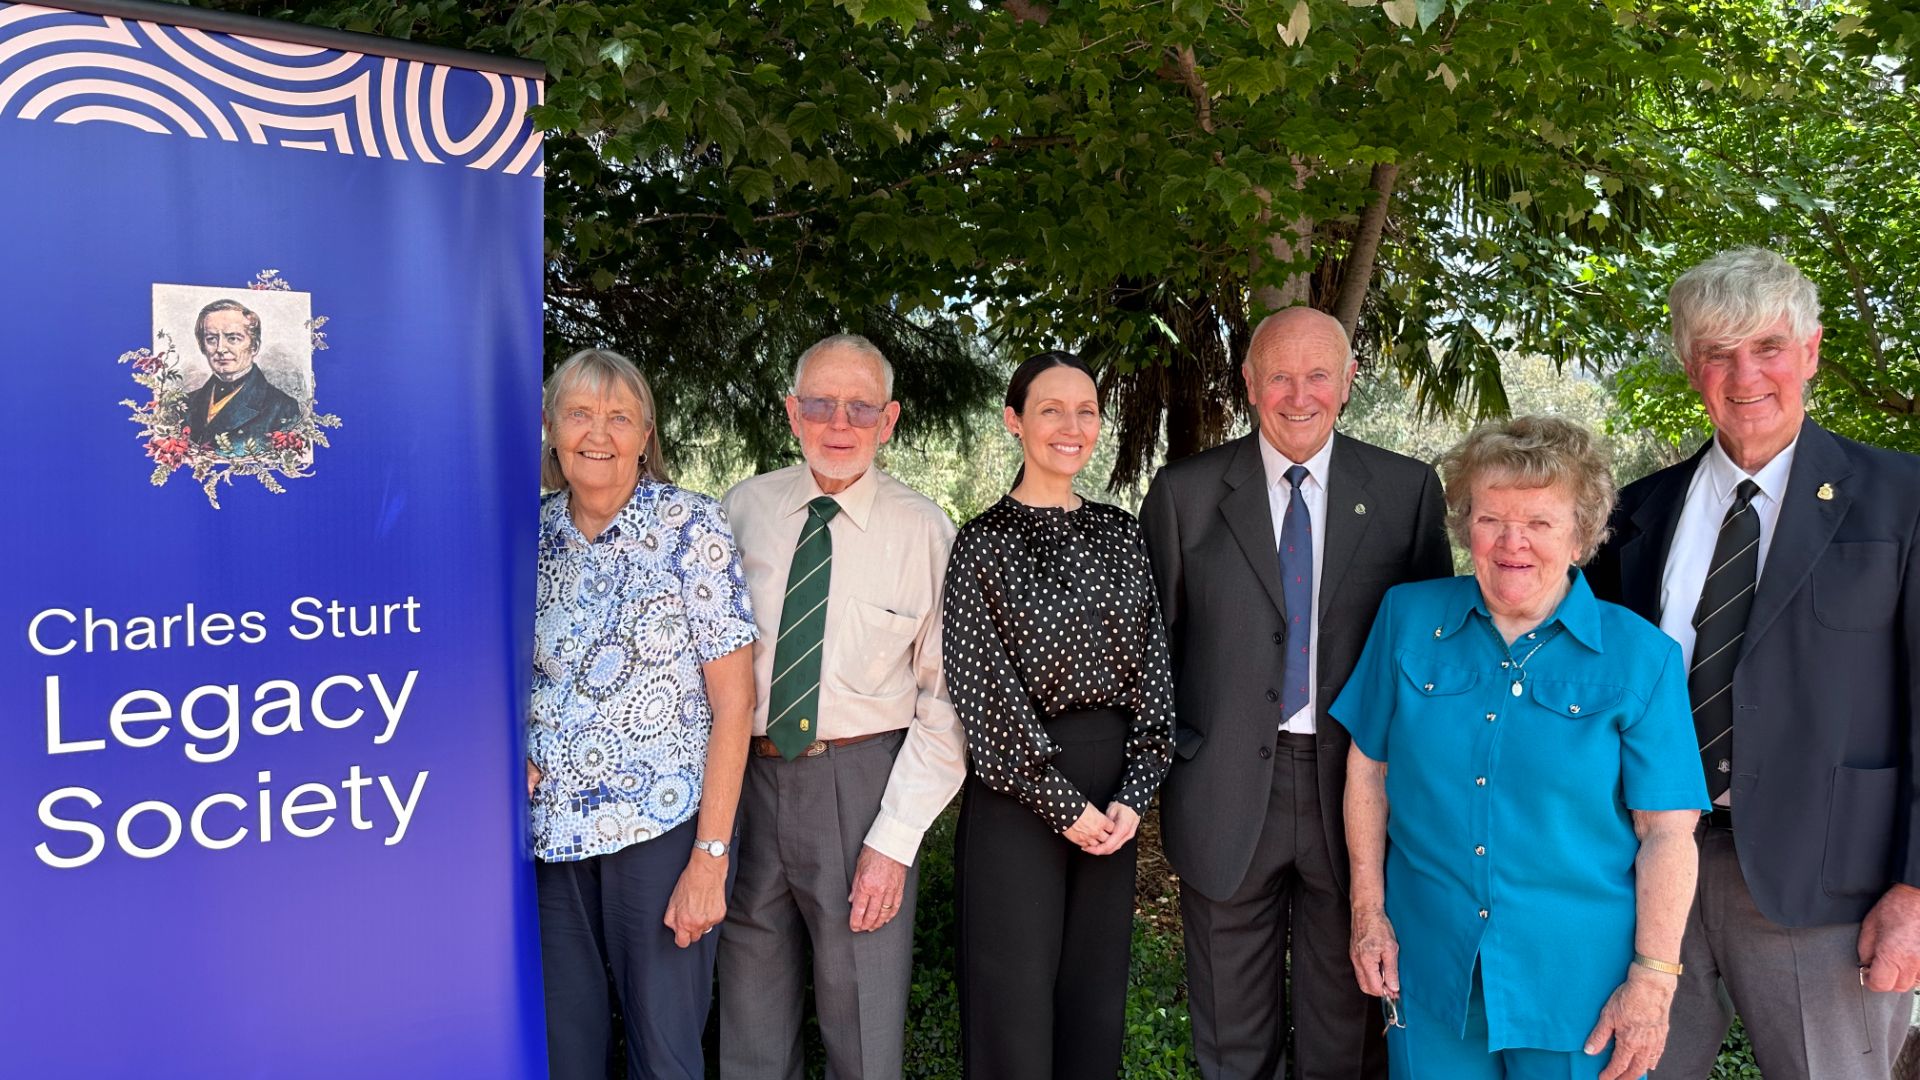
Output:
[693,838,728,858]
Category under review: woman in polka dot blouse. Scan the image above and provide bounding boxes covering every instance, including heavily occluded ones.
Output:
[943,351,1176,1080]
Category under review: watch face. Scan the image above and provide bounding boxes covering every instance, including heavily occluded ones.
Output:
[699,840,726,857]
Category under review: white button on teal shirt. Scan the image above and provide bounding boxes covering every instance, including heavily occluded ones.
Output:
[1330,571,1709,1050]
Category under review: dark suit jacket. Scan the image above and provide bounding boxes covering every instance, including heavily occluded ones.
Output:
[1140,431,1452,901]
[185,366,303,452]
[1587,418,1920,927]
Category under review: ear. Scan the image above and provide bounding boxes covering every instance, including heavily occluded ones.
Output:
[1241,362,1257,406]
[1803,325,1824,378]
[784,394,804,442]
[873,400,903,446]
[1002,404,1021,439]
[1340,359,1359,404]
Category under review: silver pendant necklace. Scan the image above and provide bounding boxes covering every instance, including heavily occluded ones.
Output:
[1483,619,1561,696]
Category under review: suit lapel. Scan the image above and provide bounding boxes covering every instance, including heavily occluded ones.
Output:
[1318,432,1373,620]
[1619,444,1706,622]
[1220,434,1289,617]
[1742,420,1852,657]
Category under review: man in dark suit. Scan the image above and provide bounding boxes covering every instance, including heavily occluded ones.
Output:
[1586,248,1920,1079]
[1140,306,1452,1079]
[184,298,302,452]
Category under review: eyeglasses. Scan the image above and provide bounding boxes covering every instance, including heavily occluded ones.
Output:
[794,396,886,428]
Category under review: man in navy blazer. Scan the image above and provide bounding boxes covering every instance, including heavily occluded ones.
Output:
[184,298,303,453]
[1587,248,1920,1079]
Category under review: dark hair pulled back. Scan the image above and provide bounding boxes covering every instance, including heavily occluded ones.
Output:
[1006,350,1101,490]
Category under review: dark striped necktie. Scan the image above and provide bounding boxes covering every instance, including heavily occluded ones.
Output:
[1689,479,1760,800]
[766,496,840,759]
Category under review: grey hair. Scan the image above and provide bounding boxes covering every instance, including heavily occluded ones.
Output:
[791,333,895,400]
[1670,247,1822,364]
[541,348,669,491]
[1437,416,1617,566]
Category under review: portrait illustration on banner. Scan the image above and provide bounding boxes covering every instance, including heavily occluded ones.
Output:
[121,270,341,507]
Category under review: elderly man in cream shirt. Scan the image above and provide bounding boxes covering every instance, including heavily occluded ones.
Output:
[718,334,965,1080]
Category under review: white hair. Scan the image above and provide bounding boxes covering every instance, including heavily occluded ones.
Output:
[1669,247,1822,363]
[791,333,895,400]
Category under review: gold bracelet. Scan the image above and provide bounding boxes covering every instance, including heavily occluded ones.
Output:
[1632,953,1684,977]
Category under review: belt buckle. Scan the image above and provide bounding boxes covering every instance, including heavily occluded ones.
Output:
[804,740,828,758]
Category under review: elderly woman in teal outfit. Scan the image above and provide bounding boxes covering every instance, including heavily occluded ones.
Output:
[1333,417,1708,1080]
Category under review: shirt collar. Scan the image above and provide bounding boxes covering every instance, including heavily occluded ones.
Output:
[1437,567,1606,653]
[778,463,879,531]
[1702,433,1797,508]
[1256,431,1335,493]
[542,482,654,549]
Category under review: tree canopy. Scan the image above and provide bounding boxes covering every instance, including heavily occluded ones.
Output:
[188,0,1920,478]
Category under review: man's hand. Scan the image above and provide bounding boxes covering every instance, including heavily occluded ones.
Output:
[1349,906,1400,999]
[848,846,908,933]
[1859,883,1920,992]
[1584,967,1677,1080]
[1083,802,1141,856]
[526,758,542,799]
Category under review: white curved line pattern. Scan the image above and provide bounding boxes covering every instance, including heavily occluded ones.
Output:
[22,76,207,136]
[0,2,542,175]
[56,102,162,131]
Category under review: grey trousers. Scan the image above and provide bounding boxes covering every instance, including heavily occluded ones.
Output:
[1653,825,1910,1080]
[1180,736,1387,1080]
[718,731,915,1080]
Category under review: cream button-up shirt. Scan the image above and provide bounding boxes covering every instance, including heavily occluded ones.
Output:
[722,463,964,864]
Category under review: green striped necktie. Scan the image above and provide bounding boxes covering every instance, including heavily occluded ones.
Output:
[766,495,841,759]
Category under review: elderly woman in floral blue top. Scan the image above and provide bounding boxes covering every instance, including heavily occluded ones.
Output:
[527,349,758,1080]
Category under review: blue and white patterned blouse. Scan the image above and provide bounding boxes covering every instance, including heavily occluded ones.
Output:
[529,481,758,863]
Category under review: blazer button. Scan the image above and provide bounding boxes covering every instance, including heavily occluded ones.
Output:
[1259,746,1272,760]
[1272,631,1285,645]
[1265,689,1279,702]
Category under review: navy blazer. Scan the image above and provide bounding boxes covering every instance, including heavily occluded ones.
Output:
[1140,431,1453,901]
[1587,418,1920,927]
[185,365,303,452]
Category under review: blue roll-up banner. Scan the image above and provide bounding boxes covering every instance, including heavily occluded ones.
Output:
[0,2,547,1075]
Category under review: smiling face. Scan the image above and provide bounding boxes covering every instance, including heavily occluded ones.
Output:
[1468,480,1580,626]
[549,382,651,503]
[199,308,258,381]
[785,345,899,492]
[1006,364,1100,484]
[1685,316,1821,473]
[1243,312,1357,463]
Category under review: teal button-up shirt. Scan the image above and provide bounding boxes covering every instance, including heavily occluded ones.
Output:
[1330,571,1708,1051]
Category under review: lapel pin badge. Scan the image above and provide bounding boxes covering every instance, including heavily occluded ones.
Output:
[1817,482,1835,501]
[1355,503,1367,515]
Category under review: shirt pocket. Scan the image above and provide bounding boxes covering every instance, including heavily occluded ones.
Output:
[835,598,920,697]
[1395,652,1479,700]
[1812,541,1900,632]
[1526,676,1624,720]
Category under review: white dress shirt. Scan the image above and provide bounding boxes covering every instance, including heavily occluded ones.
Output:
[1258,432,1334,734]
[1658,435,1797,806]
[723,464,965,864]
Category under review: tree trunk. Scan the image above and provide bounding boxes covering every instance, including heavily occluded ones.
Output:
[1331,161,1399,338]
[1249,157,1316,317]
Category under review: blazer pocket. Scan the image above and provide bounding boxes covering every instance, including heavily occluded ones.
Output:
[1823,765,1898,896]
[1174,725,1206,760]
[1812,542,1900,632]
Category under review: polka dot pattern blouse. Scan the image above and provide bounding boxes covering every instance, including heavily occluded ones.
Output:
[943,495,1176,833]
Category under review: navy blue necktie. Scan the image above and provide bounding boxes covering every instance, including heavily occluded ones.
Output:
[1278,464,1313,722]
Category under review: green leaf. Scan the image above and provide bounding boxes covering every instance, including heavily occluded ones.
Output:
[733,166,776,204]
[1416,0,1447,30]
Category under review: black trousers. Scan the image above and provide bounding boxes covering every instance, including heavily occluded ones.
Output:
[956,707,1139,1080]
[537,818,733,1080]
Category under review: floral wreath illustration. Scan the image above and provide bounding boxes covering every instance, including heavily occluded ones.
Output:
[119,269,342,508]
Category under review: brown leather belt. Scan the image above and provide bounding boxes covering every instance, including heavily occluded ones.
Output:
[751,731,887,759]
